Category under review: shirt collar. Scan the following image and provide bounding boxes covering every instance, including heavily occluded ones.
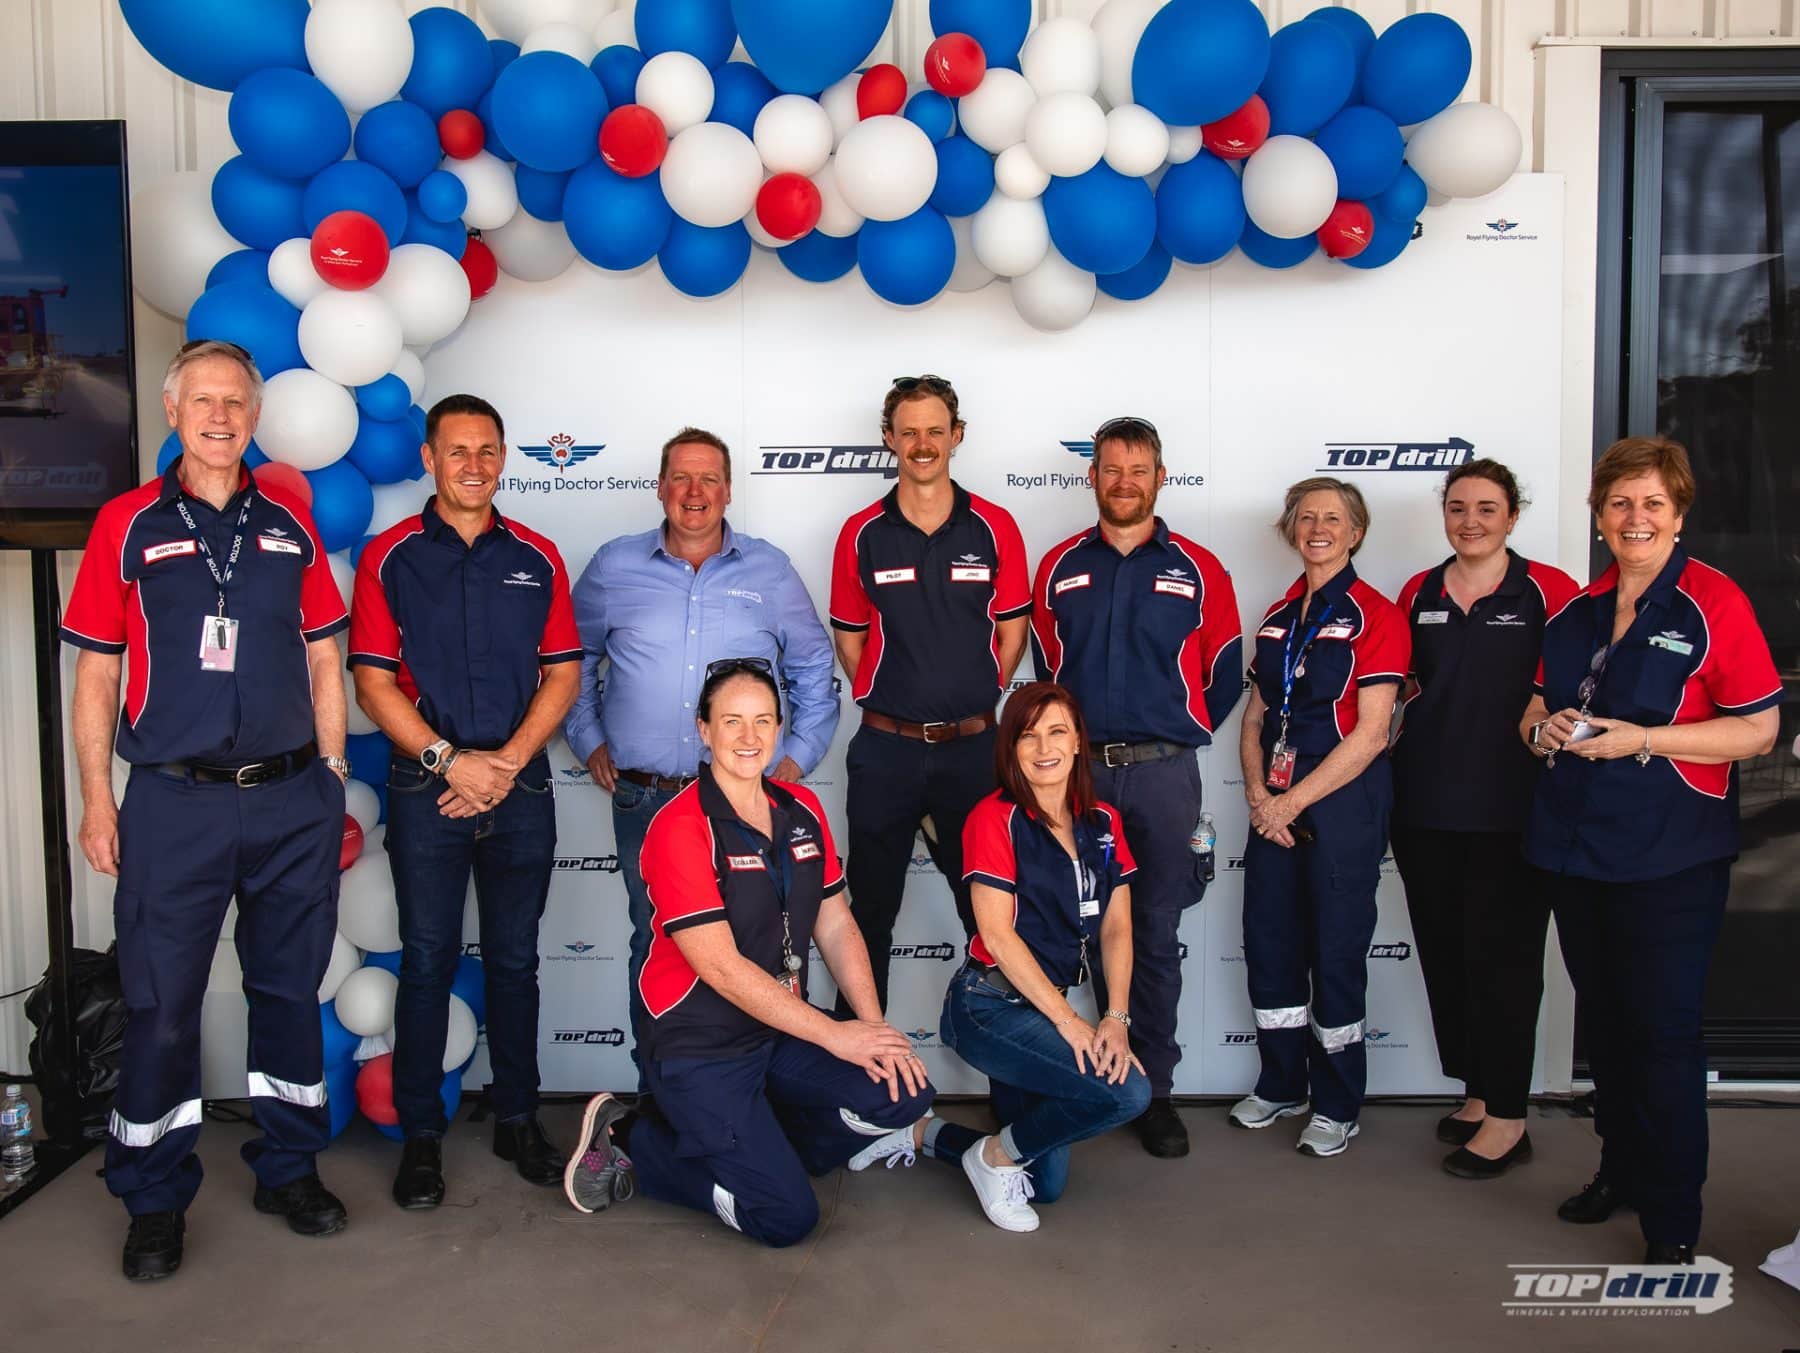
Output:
[654,518,741,561]
[420,495,506,544]
[159,457,253,506]
[1428,549,1530,601]
[881,482,971,529]
[1280,560,1359,607]
[696,758,798,834]
[1082,516,1170,553]
[1586,544,1687,600]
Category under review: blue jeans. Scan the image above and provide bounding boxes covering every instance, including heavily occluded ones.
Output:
[939,965,1149,1195]
[611,778,682,1074]
[386,753,556,1135]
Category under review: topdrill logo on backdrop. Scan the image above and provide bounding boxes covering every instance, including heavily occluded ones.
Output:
[754,445,899,478]
[1004,440,1205,492]
[1504,1260,1733,1317]
[1320,438,1475,472]
[508,434,656,494]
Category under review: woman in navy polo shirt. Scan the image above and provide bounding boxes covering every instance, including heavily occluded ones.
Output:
[1233,478,1409,1158]
[561,660,932,1247]
[1392,459,1580,1179]
[1522,438,1780,1264]
[935,681,1150,1234]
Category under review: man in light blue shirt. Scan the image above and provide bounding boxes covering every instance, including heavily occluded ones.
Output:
[564,428,839,1061]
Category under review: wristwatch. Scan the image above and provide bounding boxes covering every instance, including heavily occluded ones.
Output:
[420,739,454,774]
[1104,1009,1132,1028]
[322,754,350,779]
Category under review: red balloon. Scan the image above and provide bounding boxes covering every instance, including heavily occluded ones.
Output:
[355,1054,398,1126]
[438,109,485,160]
[252,460,313,507]
[310,210,390,290]
[1319,199,1375,259]
[857,64,908,119]
[599,104,669,178]
[339,814,364,872]
[756,173,823,241]
[1202,95,1270,161]
[460,236,498,298]
[924,33,986,98]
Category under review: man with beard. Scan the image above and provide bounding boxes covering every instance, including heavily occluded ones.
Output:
[1029,418,1242,1158]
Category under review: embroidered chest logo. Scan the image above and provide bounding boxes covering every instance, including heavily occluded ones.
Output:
[1154,566,1196,600]
[950,552,992,583]
[1485,612,1526,627]
[503,571,541,587]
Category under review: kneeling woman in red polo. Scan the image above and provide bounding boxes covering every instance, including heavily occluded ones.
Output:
[562,659,933,1246]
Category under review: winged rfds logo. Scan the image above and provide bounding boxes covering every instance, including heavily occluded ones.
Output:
[522,432,605,473]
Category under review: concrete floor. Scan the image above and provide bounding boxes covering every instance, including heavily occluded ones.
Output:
[4,1100,1799,1352]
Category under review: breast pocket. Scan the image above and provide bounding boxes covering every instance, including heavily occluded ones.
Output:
[1630,645,1698,721]
[722,592,774,654]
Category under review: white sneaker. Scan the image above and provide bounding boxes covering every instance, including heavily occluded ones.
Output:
[961,1137,1039,1233]
[847,1122,920,1172]
[1228,1094,1310,1129]
[1295,1114,1360,1157]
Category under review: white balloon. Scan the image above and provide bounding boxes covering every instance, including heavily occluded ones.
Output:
[819,73,862,147]
[1020,16,1101,97]
[344,778,380,834]
[591,7,635,51]
[328,551,354,613]
[443,994,478,1071]
[368,475,432,534]
[1092,0,1169,110]
[297,290,404,388]
[318,932,362,1004]
[1104,105,1170,177]
[354,1030,394,1061]
[522,21,598,63]
[481,0,609,45]
[257,368,358,471]
[486,210,579,282]
[267,237,328,310]
[334,964,399,1037]
[958,69,1036,154]
[389,349,426,405]
[131,172,240,319]
[373,243,473,347]
[811,160,865,238]
[445,150,519,231]
[338,851,402,954]
[971,193,1050,278]
[994,143,1049,201]
[305,0,413,114]
[1242,135,1339,239]
[1024,92,1107,178]
[1404,101,1524,200]
[946,213,996,292]
[832,116,937,222]
[754,94,835,176]
[363,822,386,853]
[662,122,764,228]
[345,669,377,736]
[1011,245,1096,332]
[1165,125,1202,165]
[637,51,714,136]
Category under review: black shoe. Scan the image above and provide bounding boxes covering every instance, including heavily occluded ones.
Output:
[1645,1243,1695,1264]
[1556,1172,1632,1224]
[1436,1112,1482,1146]
[1442,1132,1532,1180]
[1136,1098,1190,1159]
[252,1173,348,1237]
[392,1135,445,1210]
[122,1210,185,1282]
[493,1115,566,1186]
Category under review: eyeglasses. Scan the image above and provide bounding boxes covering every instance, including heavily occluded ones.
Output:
[1094,415,1159,442]
[1576,645,1610,717]
[705,656,774,681]
[890,374,955,395]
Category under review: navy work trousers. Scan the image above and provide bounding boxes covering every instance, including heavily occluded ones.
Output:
[611,777,682,1078]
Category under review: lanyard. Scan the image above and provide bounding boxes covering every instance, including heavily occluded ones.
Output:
[726,820,800,974]
[1278,600,1334,736]
[173,489,254,617]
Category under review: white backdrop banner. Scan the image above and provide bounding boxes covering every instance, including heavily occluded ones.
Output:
[415,174,1566,1096]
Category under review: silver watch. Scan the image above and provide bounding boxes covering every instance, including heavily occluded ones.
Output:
[1104,1009,1132,1028]
[323,754,350,778]
[420,738,454,773]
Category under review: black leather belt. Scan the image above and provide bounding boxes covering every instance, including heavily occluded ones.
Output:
[1091,739,1190,768]
[619,768,697,792]
[966,960,1065,998]
[157,741,317,788]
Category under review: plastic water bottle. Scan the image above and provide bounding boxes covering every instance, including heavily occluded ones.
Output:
[1189,811,1216,885]
[1,1085,34,1181]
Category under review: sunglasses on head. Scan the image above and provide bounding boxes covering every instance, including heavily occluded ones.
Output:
[177,338,253,361]
[705,656,774,681]
[1094,415,1159,443]
[890,374,954,395]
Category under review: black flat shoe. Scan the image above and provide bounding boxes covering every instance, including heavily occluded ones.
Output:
[122,1210,185,1282]
[1644,1243,1695,1264]
[494,1115,566,1186]
[253,1173,347,1237]
[1136,1098,1190,1159]
[393,1135,445,1209]
[1556,1171,1632,1224]
[1442,1132,1532,1179]
[1436,1113,1482,1146]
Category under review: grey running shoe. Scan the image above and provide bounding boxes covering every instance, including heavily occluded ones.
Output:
[1228,1094,1309,1129]
[563,1093,636,1214]
[1295,1114,1360,1158]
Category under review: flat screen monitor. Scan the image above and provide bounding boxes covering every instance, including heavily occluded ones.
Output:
[0,120,137,550]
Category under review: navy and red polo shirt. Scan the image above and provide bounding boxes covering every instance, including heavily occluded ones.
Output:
[1525,547,1782,882]
[829,484,1031,722]
[1393,550,1581,832]
[962,790,1137,988]
[636,764,845,1062]
[59,461,347,765]
[1247,562,1410,758]
[349,500,581,750]
[1030,520,1242,747]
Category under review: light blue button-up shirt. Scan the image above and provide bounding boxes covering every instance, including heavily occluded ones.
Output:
[563,521,839,777]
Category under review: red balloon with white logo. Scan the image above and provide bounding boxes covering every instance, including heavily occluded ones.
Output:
[355,1053,399,1126]
[460,236,498,299]
[599,104,669,178]
[1202,95,1269,161]
[339,814,364,872]
[1318,199,1375,259]
[924,33,986,98]
[438,109,485,159]
[310,210,390,290]
[756,173,823,241]
[252,460,313,507]
[857,64,907,119]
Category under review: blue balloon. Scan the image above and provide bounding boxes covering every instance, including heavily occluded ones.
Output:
[490,38,520,79]
[1306,5,1376,67]
[1370,163,1427,229]
[928,135,994,218]
[904,90,955,143]
[325,1057,358,1138]
[354,102,443,190]
[592,46,647,111]
[516,167,572,222]
[491,51,608,174]
[1342,213,1414,270]
[245,442,269,469]
[1134,0,1272,127]
[1361,12,1471,127]
[361,949,402,975]
[211,157,306,252]
[416,170,468,224]
[302,458,375,553]
[1259,20,1355,137]
[347,414,421,486]
[732,0,893,95]
[1313,105,1405,200]
[155,429,183,474]
[401,6,496,118]
[929,0,1030,70]
[659,219,752,298]
[401,194,469,258]
[185,281,303,376]
[345,729,392,785]
[1238,222,1316,269]
[303,162,409,246]
[564,162,674,270]
[450,955,487,1028]
[1155,152,1246,265]
[1097,242,1172,301]
[856,208,955,306]
[407,405,428,450]
[778,229,860,283]
[356,375,412,423]
[1044,165,1156,277]
[228,69,352,180]
[710,62,779,136]
[205,248,273,293]
[350,533,378,568]
[476,88,516,164]
[639,0,738,69]
[321,1002,361,1068]
[119,0,307,93]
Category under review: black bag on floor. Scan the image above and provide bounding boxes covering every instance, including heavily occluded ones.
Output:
[25,946,126,1142]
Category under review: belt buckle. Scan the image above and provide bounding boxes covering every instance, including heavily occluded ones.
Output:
[1100,742,1130,768]
[921,721,954,744]
[234,760,268,788]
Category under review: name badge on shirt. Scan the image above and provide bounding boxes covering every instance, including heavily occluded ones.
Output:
[1153,578,1197,600]
[949,565,991,583]
[790,841,821,862]
[257,534,302,555]
[1078,898,1100,918]
[1257,624,1288,640]
[198,614,239,671]
[1417,610,1450,625]
[1318,623,1356,640]
[144,540,197,565]
[1054,573,1092,595]
[873,567,917,585]
[725,854,766,872]
[1649,634,1695,656]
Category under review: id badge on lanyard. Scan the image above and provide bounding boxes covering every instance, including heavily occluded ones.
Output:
[1269,602,1332,789]
[175,491,253,673]
[732,823,802,995]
